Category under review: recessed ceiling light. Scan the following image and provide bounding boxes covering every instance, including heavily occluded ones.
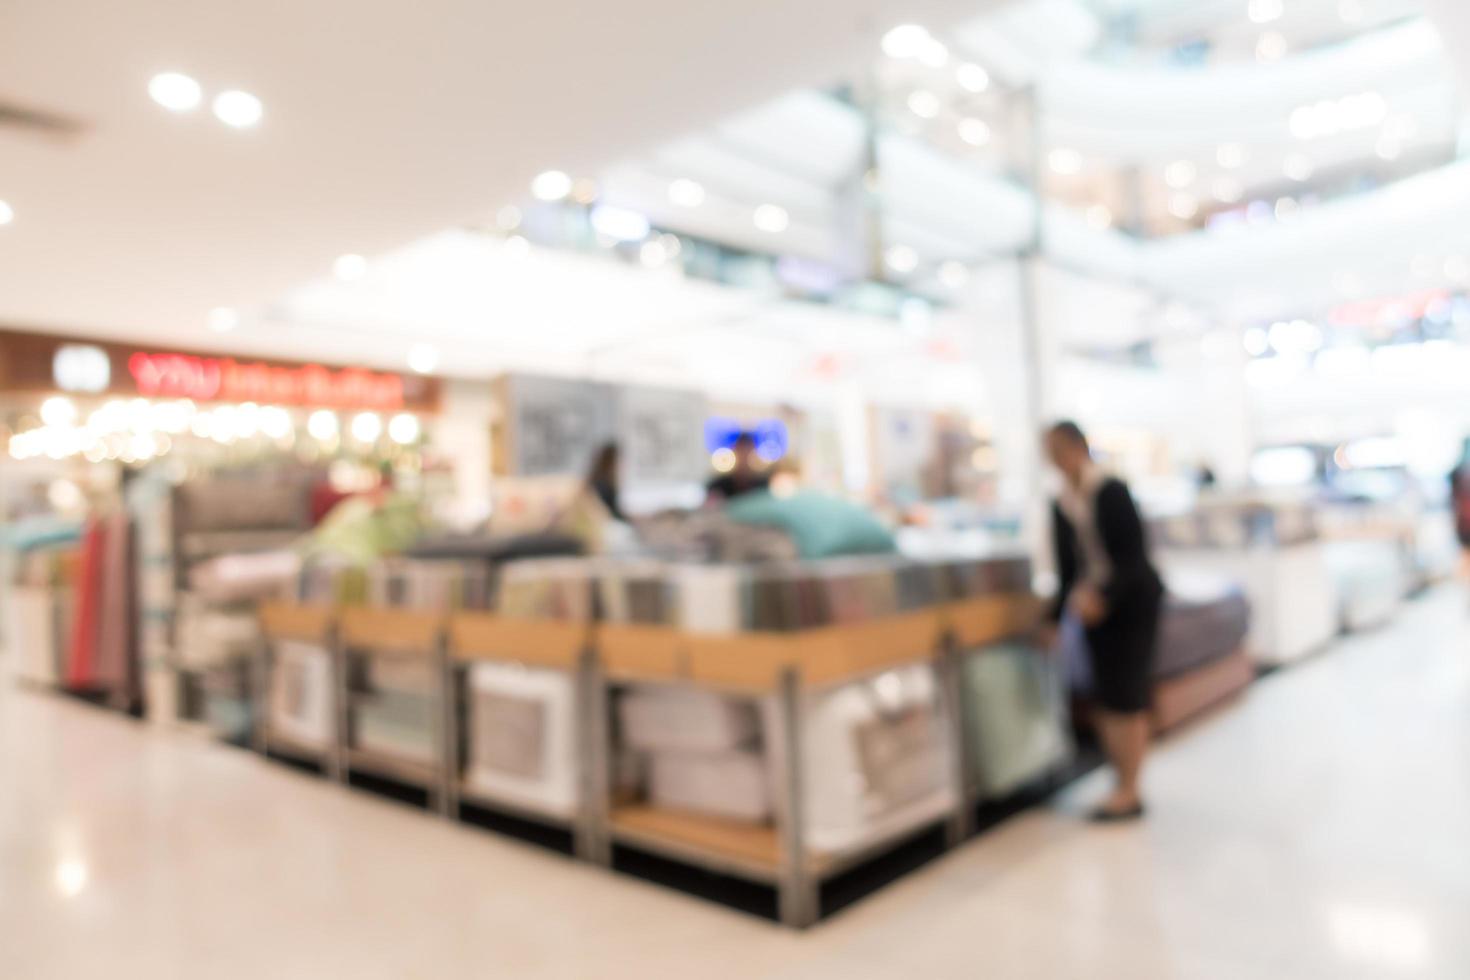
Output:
[1283,152,1315,182]
[350,412,382,443]
[881,24,932,59]
[333,253,367,281]
[1048,148,1083,175]
[1256,31,1289,63]
[212,90,263,128]
[307,410,339,441]
[388,413,421,445]
[958,118,991,146]
[918,38,949,69]
[1168,193,1200,220]
[885,244,919,274]
[1248,0,1284,25]
[907,90,941,119]
[496,205,522,231]
[148,72,202,112]
[1164,160,1197,189]
[207,307,239,333]
[589,204,650,242]
[753,204,789,233]
[1212,176,1245,203]
[1086,205,1113,230]
[956,63,990,93]
[407,343,439,375]
[1217,143,1246,169]
[938,260,969,288]
[0,200,12,225]
[668,178,706,208]
[530,170,573,202]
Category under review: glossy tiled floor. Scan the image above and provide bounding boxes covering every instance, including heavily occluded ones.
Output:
[3,587,1468,979]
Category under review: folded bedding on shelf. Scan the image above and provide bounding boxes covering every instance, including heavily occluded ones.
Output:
[366,558,494,611]
[790,664,953,853]
[355,688,437,763]
[496,559,596,621]
[175,601,261,669]
[405,532,585,563]
[269,640,334,748]
[961,644,1071,800]
[647,749,771,823]
[464,662,579,815]
[619,687,759,753]
[188,551,300,604]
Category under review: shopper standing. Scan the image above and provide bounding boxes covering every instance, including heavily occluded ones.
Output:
[706,432,770,503]
[1044,421,1164,822]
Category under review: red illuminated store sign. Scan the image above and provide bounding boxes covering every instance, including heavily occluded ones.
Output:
[129,352,405,410]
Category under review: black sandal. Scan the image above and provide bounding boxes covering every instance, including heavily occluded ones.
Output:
[1088,802,1146,823]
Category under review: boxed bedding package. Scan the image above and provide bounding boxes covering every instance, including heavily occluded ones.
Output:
[464,661,580,817]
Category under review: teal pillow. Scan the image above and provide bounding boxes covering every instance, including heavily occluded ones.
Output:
[725,490,896,560]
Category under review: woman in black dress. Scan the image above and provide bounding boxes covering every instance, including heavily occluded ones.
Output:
[1045,421,1164,821]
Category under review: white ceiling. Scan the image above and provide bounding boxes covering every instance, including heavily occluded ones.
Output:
[0,0,988,345]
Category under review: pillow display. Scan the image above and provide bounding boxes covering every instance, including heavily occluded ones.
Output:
[725,491,896,560]
[270,640,334,749]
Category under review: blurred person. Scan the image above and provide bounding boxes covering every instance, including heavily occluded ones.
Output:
[585,441,626,522]
[706,432,770,503]
[1453,452,1470,571]
[1044,421,1164,822]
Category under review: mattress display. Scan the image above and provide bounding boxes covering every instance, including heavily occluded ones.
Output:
[961,644,1071,801]
[786,664,955,854]
[1156,542,1334,666]
[269,639,335,749]
[1154,572,1252,679]
[464,662,579,817]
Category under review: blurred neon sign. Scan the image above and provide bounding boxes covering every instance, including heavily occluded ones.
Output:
[129,352,405,409]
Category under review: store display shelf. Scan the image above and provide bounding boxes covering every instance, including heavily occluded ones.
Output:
[609,806,786,883]
[345,746,439,788]
[811,791,959,881]
[263,728,333,766]
[457,782,577,827]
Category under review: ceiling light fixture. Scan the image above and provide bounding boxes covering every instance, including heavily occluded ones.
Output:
[881,24,932,60]
[212,89,263,128]
[388,413,421,445]
[407,343,439,375]
[1256,31,1289,63]
[207,307,239,333]
[333,253,367,281]
[885,244,919,274]
[307,410,339,441]
[1217,142,1246,169]
[148,72,202,112]
[753,204,789,233]
[1164,159,1198,189]
[1168,193,1200,220]
[907,90,941,119]
[589,204,650,242]
[958,117,991,146]
[1248,0,1284,24]
[350,412,383,444]
[918,38,949,69]
[1212,177,1245,203]
[530,170,573,201]
[938,260,968,289]
[956,63,990,93]
[0,200,12,225]
[1048,148,1083,175]
[668,178,706,208]
[496,205,522,231]
[1283,152,1315,182]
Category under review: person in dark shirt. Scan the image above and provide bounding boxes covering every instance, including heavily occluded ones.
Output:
[1044,420,1164,822]
[585,441,626,521]
[706,432,770,502]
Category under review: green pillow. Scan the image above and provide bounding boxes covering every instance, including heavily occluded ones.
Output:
[725,490,896,560]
